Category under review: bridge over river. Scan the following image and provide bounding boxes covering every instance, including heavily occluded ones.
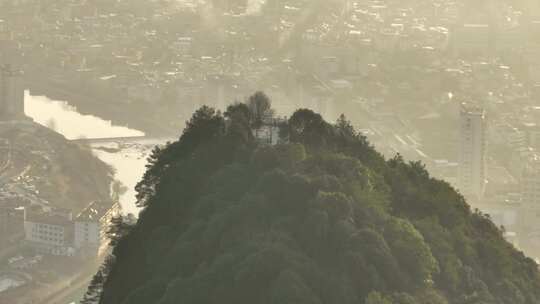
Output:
[25,92,180,216]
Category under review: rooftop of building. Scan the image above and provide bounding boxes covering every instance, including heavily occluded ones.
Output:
[75,201,115,222]
[460,103,485,116]
[24,206,72,227]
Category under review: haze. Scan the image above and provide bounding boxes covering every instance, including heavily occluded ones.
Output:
[0,0,539,303]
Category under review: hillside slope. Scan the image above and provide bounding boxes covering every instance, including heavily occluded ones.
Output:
[0,121,112,211]
[94,101,540,304]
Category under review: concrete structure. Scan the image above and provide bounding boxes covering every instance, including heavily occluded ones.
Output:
[23,207,75,256]
[0,64,24,120]
[0,205,24,248]
[522,159,540,205]
[453,24,492,56]
[23,201,119,257]
[74,201,119,257]
[252,118,286,146]
[523,123,540,151]
[458,104,487,201]
[253,124,280,146]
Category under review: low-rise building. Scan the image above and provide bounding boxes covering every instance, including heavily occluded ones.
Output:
[252,118,286,146]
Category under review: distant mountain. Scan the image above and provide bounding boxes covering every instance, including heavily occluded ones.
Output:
[92,95,540,304]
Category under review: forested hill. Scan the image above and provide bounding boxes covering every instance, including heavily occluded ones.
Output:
[91,94,540,304]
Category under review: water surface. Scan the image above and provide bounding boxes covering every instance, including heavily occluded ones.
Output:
[24,92,158,215]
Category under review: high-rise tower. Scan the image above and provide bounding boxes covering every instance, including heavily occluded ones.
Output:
[0,64,24,120]
[458,103,487,201]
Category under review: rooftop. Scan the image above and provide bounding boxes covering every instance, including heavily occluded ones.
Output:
[24,207,72,227]
[460,103,485,116]
[75,201,113,222]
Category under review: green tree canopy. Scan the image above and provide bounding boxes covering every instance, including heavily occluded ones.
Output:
[95,101,540,304]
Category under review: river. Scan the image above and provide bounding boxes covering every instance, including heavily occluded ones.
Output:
[24,91,170,215]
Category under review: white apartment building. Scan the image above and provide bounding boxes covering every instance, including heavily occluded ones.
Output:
[23,207,75,256]
[24,202,119,257]
[74,201,120,257]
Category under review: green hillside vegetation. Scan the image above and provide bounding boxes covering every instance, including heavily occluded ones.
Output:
[90,93,540,304]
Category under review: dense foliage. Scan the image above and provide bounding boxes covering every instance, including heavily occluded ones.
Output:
[94,96,540,304]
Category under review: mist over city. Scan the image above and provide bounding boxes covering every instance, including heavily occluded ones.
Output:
[1,0,540,303]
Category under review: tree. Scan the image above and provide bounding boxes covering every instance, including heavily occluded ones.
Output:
[82,270,104,304]
[183,106,225,142]
[248,91,274,128]
[288,109,330,148]
[365,291,392,304]
[94,103,540,304]
[111,180,127,203]
[269,270,322,304]
[225,102,254,144]
[135,145,163,208]
[107,214,136,246]
[84,255,115,304]
[384,218,439,288]
[336,114,356,138]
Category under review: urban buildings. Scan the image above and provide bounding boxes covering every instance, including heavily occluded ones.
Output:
[458,103,487,202]
[23,206,75,256]
[0,64,24,120]
[252,118,284,146]
[23,201,119,257]
[74,201,120,257]
[523,122,540,151]
[522,158,540,205]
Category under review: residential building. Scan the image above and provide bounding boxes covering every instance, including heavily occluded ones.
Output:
[23,201,119,257]
[74,201,120,257]
[458,103,487,201]
[522,158,540,205]
[523,123,540,150]
[453,24,492,56]
[23,206,75,256]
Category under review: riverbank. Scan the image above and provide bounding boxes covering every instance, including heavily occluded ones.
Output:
[0,120,113,210]
[0,119,117,303]
[24,71,181,137]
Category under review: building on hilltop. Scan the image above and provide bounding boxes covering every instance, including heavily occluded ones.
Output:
[0,64,25,120]
[252,118,286,146]
[458,103,487,202]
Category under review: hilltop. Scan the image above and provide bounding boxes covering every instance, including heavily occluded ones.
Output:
[92,95,540,304]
